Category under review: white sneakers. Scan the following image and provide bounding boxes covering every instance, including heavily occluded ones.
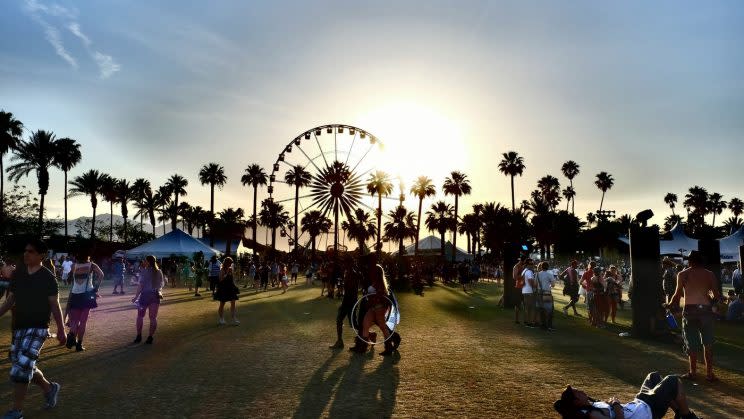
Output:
[218,318,226,325]
[218,318,239,325]
[233,318,240,325]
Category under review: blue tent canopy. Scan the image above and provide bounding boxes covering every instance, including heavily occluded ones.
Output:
[126,229,221,259]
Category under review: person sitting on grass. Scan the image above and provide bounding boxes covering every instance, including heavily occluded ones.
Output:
[553,372,701,418]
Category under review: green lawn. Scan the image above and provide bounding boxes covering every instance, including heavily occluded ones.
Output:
[0,281,742,418]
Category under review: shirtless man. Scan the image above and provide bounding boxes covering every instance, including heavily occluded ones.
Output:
[666,250,722,381]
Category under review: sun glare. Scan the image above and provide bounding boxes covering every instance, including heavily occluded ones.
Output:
[356,102,468,187]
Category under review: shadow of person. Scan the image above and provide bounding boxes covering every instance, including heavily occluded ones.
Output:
[292,351,345,419]
[327,352,400,418]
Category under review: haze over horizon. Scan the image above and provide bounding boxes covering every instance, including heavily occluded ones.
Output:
[2,0,744,239]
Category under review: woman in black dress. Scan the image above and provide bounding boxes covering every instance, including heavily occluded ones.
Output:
[215,257,239,325]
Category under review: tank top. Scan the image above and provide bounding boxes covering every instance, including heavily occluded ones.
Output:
[71,263,94,294]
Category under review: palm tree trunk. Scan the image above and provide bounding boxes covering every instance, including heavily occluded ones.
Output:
[415,197,423,256]
[399,236,404,256]
[109,202,114,241]
[510,175,516,211]
[64,170,69,241]
[466,232,471,254]
[151,216,156,236]
[671,206,675,217]
[91,200,97,240]
[570,179,575,215]
[294,184,299,253]
[123,216,128,243]
[452,196,459,263]
[376,195,382,253]
[599,191,605,213]
[210,184,215,247]
[252,185,258,246]
[311,236,316,259]
[712,213,716,227]
[173,196,179,231]
[38,192,45,237]
[0,158,4,231]
[440,230,445,259]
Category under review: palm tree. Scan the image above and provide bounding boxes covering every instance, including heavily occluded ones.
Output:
[443,171,472,263]
[586,212,597,228]
[1,110,24,229]
[214,207,246,255]
[367,170,393,253]
[178,202,192,231]
[664,193,678,216]
[471,203,484,256]
[459,213,481,254]
[6,130,60,235]
[722,217,743,234]
[100,175,119,241]
[341,208,376,254]
[594,172,614,213]
[728,197,743,226]
[561,160,580,214]
[131,178,152,231]
[410,176,436,256]
[165,174,188,230]
[284,165,312,252]
[52,137,82,242]
[664,214,683,232]
[135,189,158,236]
[192,205,208,237]
[199,163,228,247]
[68,170,108,239]
[301,210,332,259]
[537,175,561,211]
[153,185,172,236]
[708,193,727,227]
[241,164,268,246]
[383,206,417,256]
[114,179,133,242]
[259,199,290,250]
[425,201,455,259]
[683,186,709,232]
[498,151,526,211]
[562,187,576,212]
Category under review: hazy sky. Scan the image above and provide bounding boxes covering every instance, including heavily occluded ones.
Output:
[2,1,743,241]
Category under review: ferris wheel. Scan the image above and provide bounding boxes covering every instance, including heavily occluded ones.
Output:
[267,124,400,254]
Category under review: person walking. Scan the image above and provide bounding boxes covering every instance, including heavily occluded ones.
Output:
[61,256,73,286]
[606,265,622,324]
[662,258,677,304]
[65,253,105,352]
[290,261,299,285]
[560,260,581,316]
[207,255,221,297]
[111,256,126,295]
[215,257,240,325]
[521,259,538,328]
[536,262,556,331]
[131,255,164,344]
[666,251,723,382]
[0,239,66,418]
[329,265,360,349]
[350,264,399,356]
[512,257,526,324]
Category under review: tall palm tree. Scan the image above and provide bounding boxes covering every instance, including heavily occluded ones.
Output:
[708,193,727,228]
[459,213,481,254]
[443,171,472,263]
[367,170,393,253]
[241,164,268,246]
[728,197,743,226]
[723,216,743,233]
[498,151,526,211]
[284,165,312,252]
[683,186,709,232]
[471,203,484,256]
[259,199,290,250]
[131,178,152,231]
[199,163,228,247]
[425,201,455,259]
[178,202,192,231]
[383,206,417,256]
[1,110,24,229]
[52,137,82,242]
[410,176,436,256]
[594,172,615,213]
[214,207,245,255]
[192,205,208,238]
[135,189,158,236]
[153,185,172,236]
[664,193,678,216]
[562,187,576,212]
[114,179,133,243]
[586,212,597,228]
[561,160,580,214]
[301,210,332,259]
[165,174,188,230]
[6,130,60,235]
[100,175,119,241]
[68,170,108,239]
[341,208,376,254]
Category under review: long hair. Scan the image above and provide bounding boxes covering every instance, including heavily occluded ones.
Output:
[222,257,233,273]
[146,255,160,289]
[373,264,389,295]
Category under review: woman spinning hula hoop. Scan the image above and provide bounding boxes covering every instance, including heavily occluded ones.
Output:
[349,264,401,356]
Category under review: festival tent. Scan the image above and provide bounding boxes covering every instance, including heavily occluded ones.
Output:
[127,229,221,259]
[659,223,699,256]
[403,235,472,261]
[720,226,744,262]
[198,238,252,257]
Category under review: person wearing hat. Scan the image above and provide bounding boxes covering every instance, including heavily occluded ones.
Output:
[553,372,700,418]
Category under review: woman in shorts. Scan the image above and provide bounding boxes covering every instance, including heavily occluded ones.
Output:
[65,254,104,351]
[215,257,239,325]
[131,255,164,344]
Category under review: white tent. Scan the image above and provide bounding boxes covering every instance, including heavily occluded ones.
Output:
[127,229,221,259]
[403,235,472,261]
[720,226,744,262]
[659,223,699,256]
[198,238,251,257]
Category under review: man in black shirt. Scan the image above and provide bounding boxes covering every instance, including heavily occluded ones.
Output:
[0,239,66,418]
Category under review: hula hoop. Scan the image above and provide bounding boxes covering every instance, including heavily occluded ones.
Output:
[350,294,398,345]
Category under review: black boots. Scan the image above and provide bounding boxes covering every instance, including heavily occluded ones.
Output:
[390,332,401,350]
[348,336,368,353]
[329,340,344,349]
[75,340,85,352]
[379,340,394,356]
[65,332,75,349]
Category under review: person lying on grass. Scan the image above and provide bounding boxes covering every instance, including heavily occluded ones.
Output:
[553,371,701,419]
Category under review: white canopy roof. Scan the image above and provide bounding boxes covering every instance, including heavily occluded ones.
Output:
[618,223,743,263]
[720,226,744,262]
[403,235,472,261]
[127,229,222,259]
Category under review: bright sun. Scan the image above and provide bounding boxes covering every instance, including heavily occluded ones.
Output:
[355,102,468,188]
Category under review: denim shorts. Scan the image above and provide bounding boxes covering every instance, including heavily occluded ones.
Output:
[682,305,714,353]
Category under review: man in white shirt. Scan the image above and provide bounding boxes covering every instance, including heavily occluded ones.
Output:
[61,257,73,285]
[521,259,538,328]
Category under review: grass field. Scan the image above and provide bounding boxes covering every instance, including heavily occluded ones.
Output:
[0,280,742,418]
